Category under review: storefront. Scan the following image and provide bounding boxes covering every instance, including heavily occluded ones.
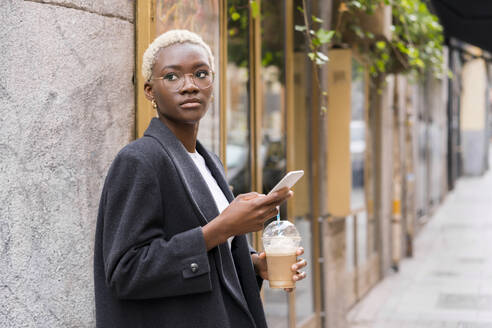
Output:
[135,1,378,327]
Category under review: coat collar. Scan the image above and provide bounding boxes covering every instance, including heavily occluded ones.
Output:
[143,118,253,321]
[143,118,233,224]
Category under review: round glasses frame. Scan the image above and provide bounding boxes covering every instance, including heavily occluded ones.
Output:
[151,69,215,92]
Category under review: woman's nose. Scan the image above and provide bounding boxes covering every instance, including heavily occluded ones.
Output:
[179,74,199,93]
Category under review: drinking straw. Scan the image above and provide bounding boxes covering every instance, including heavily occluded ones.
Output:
[276,206,280,221]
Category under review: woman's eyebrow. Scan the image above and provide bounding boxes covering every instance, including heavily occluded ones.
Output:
[192,62,210,69]
[161,65,181,72]
[160,62,210,73]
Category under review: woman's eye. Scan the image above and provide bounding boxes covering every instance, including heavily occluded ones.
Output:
[164,73,179,81]
[195,70,209,79]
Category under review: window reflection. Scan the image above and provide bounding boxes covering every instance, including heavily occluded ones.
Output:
[261,1,288,327]
[155,0,220,154]
[226,0,251,196]
[351,59,366,210]
[292,7,316,318]
[294,218,314,324]
[350,59,370,268]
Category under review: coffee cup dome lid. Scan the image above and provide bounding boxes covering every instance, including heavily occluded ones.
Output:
[263,220,300,238]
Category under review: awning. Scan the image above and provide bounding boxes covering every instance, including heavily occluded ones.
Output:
[431,0,492,53]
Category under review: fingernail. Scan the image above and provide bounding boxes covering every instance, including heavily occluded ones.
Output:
[292,265,297,270]
[293,276,298,281]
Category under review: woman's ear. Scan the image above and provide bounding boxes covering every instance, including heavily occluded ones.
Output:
[144,82,154,101]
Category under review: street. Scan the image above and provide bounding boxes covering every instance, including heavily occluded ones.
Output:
[348,151,492,328]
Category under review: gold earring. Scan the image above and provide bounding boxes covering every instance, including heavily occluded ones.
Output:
[152,99,157,109]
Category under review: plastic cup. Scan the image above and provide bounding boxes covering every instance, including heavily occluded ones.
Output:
[262,220,301,288]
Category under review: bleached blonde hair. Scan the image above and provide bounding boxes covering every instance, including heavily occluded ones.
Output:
[142,29,215,82]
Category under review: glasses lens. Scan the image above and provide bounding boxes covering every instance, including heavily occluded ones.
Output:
[161,70,214,91]
[162,72,184,92]
[193,70,213,89]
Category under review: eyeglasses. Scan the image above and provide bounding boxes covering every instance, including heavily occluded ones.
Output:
[151,69,214,92]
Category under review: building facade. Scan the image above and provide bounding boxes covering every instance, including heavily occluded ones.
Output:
[1,0,490,327]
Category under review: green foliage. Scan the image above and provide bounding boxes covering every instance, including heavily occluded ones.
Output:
[249,0,259,19]
[296,0,447,80]
[343,0,446,78]
[227,2,251,69]
[295,12,334,66]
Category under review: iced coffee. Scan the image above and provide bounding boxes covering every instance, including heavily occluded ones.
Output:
[262,220,301,289]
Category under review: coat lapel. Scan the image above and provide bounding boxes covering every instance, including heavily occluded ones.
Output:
[143,118,220,225]
[143,118,254,323]
[195,141,234,202]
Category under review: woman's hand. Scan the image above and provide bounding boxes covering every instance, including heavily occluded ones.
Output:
[219,188,293,236]
[202,188,292,250]
[251,247,307,292]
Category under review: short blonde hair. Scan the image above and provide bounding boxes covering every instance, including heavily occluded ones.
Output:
[142,29,215,81]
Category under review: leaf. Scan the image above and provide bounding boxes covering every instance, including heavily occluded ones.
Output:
[262,51,273,67]
[351,1,361,9]
[250,1,259,19]
[295,25,307,32]
[231,12,240,21]
[414,58,424,68]
[316,28,335,44]
[376,41,386,50]
[297,5,304,13]
[317,51,329,62]
[352,25,364,38]
[312,15,323,23]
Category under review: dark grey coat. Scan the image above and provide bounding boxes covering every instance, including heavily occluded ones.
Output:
[94,118,267,328]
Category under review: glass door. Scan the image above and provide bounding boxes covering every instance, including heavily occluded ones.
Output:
[136,1,323,326]
[259,0,289,326]
[345,58,380,307]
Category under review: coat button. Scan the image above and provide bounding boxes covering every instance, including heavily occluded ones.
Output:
[190,263,199,273]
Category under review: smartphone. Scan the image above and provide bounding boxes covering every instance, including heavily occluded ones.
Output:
[268,170,304,194]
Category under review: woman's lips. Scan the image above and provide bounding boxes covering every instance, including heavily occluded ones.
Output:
[180,102,201,109]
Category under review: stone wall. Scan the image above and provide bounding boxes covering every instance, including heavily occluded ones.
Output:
[0,0,134,326]
[460,58,489,176]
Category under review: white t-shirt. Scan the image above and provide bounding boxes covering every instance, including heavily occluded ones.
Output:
[188,151,234,246]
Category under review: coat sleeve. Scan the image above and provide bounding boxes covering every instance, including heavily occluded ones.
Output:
[101,148,212,300]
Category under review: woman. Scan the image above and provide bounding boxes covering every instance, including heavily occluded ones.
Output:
[94,29,307,328]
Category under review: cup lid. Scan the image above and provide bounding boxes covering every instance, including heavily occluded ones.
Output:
[263,220,300,238]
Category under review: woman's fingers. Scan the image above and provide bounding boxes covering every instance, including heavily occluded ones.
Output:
[239,192,261,201]
[291,259,307,271]
[291,256,307,282]
[292,271,306,281]
[296,247,304,256]
[264,206,279,219]
[254,188,292,207]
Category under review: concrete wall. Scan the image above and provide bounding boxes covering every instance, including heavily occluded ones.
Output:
[371,75,394,276]
[460,58,488,176]
[0,0,134,326]
[323,219,348,328]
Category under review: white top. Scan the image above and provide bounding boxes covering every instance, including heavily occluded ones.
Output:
[188,151,234,246]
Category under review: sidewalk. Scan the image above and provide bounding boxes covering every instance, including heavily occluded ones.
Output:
[347,165,492,327]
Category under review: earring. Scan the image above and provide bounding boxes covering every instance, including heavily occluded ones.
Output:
[151,99,157,110]
[210,95,214,102]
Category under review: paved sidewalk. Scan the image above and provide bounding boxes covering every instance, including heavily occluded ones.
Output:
[347,166,492,327]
